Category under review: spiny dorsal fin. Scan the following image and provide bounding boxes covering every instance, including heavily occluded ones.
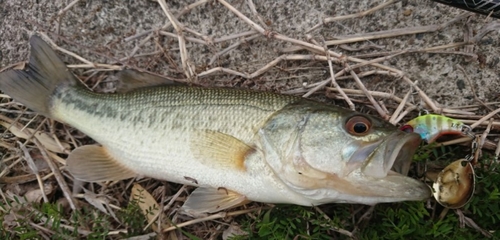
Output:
[115,69,177,93]
[181,187,248,215]
[66,145,136,182]
[190,130,254,171]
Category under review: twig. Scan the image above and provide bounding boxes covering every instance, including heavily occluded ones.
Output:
[390,89,412,125]
[122,0,209,63]
[124,0,208,42]
[184,27,213,44]
[159,31,208,45]
[473,22,500,43]
[470,108,500,130]
[18,141,49,203]
[157,0,194,79]
[476,119,493,164]
[57,0,81,16]
[12,211,92,236]
[458,64,499,117]
[33,138,77,210]
[217,0,401,74]
[279,13,474,53]
[393,106,418,124]
[307,0,397,33]
[66,64,122,70]
[143,185,187,231]
[338,42,385,52]
[312,206,353,237]
[125,33,157,62]
[435,137,473,147]
[345,63,387,119]
[209,33,261,65]
[346,42,472,59]
[326,83,475,117]
[463,20,475,57]
[246,0,268,28]
[461,119,500,127]
[0,158,23,180]
[456,209,494,237]
[213,30,258,43]
[202,54,325,79]
[198,67,249,78]
[38,32,94,66]
[163,207,268,232]
[302,51,407,97]
[328,13,473,45]
[163,185,186,212]
[495,136,500,163]
[324,41,354,110]
[399,76,439,112]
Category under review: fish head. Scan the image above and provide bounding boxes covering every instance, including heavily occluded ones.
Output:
[258,102,430,205]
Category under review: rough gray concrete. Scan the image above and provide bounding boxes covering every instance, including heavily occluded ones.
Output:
[1,0,499,110]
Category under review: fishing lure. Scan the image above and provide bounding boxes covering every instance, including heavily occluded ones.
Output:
[400,114,471,143]
[432,159,475,209]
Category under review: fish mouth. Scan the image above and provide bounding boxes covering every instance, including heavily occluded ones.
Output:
[346,131,431,201]
[361,131,422,178]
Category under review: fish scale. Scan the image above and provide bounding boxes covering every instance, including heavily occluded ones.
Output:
[54,85,294,135]
[52,84,313,204]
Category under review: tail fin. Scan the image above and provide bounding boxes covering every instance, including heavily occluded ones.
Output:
[0,35,79,117]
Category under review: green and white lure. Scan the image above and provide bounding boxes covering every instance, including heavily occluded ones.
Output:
[400,114,471,143]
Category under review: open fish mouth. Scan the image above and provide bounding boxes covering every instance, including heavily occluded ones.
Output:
[387,132,423,176]
[354,131,422,179]
[345,131,430,201]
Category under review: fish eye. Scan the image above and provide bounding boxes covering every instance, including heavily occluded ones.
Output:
[400,125,414,133]
[346,116,371,136]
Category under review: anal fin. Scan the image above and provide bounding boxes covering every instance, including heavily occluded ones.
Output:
[181,187,248,215]
[66,145,137,182]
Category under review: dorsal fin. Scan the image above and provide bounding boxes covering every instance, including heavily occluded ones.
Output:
[115,69,177,93]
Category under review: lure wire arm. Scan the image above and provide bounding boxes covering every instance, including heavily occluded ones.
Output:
[416,157,428,179]
[460,124,475,139]
[465,136,479,165]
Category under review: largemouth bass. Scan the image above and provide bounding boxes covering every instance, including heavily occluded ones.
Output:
[0,36,430,213]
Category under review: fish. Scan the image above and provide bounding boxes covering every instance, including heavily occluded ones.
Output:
[0,36,431,214]
[400,114,470,143]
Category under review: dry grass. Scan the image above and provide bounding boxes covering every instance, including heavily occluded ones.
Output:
[1,0,499,238]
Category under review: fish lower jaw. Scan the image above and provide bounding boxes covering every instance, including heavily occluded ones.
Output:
[293,191,419,206]
[387,170,400,176]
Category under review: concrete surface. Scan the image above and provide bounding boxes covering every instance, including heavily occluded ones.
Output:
[1,0,499,110]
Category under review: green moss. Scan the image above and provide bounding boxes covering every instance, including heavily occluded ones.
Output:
[0,195,150,239]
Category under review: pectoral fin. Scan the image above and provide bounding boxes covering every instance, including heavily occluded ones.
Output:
[66,145,137,182]
[190,130,254,171]
[182,187,248,215]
